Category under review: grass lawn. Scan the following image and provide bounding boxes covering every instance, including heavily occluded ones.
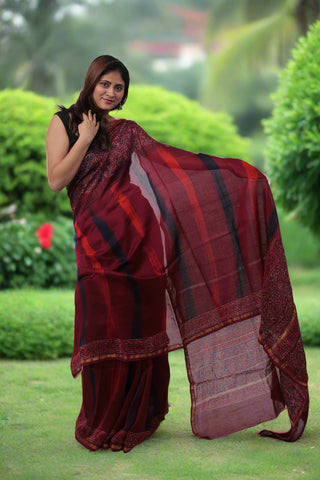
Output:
[0,347,319,480]
[0,266,319,480]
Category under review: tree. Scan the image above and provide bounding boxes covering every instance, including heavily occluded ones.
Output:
[264,21,320,238]
[201,0,320,133]
[0,0,82,95]
[0,0,179,96]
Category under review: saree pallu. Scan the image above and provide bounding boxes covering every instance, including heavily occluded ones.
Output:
[68,119,308,451]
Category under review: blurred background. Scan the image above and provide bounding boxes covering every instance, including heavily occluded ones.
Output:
[2,0,319,164]
[1,0,320,297]
[1,5,320,475]
[1,3,320,447]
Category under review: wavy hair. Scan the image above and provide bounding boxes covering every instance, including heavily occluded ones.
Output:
[60,55,130,150]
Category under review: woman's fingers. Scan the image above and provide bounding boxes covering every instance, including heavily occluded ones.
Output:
[83,110,98,127]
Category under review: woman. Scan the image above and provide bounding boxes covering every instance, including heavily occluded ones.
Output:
[46,55,309,453]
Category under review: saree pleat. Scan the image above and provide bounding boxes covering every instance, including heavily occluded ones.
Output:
[76,355,169,452]
[65,117,308,452]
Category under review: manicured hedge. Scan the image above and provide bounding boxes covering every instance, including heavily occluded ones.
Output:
[0,87,250,218]
[123,85,250,159]
[0,285,319,360]
[0,89,70,216]
[0,289,74,359]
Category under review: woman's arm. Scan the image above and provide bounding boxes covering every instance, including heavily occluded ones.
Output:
[46,111,99,192]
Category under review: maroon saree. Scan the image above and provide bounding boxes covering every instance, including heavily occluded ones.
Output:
[65,118,308,452]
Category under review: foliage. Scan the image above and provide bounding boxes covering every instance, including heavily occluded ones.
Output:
[0,289,74,360]
[264,21,320,238]
[0,89,70,216]
[1,264,320,362]
[123,85,250,159]
[0,87,250,221]
[133,60,205,101]
[278,209,320,267]
[0,0,70,95]
[299,313,320,347]
[0,214,76,289]
[202,0,320,134]
[290,267,320,346]
[0,0,179,96]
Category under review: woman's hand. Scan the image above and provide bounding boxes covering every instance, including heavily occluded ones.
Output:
[78,110,100,144]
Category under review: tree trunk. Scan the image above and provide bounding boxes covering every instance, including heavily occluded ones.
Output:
[295,0,320,34]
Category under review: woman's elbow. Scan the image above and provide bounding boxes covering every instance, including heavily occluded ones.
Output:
[48,178,64,193]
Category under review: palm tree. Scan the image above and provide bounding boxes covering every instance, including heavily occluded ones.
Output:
[201,0,320,119]
[0,0,107,95]
[0,0,70,95]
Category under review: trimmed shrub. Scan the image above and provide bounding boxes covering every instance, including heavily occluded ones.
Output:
[264,21,320,238]
[65,84,251,159]
[299,315,320,347]
[0,214,76,289]
[123,85,251,160]
[0,87,250,218]
[0,286,319,360]
[0,89,71,216]
[0,289,74,359]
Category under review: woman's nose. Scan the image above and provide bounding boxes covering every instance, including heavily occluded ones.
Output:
[107,86,115,97]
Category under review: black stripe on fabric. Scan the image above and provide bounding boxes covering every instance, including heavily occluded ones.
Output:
[266,206,279,245]
[197,153,249,298]
[124,365,144,432]
[147,178,197,321]
[88,365,97,415]
[89,207,142,338]
[78,273,87,347]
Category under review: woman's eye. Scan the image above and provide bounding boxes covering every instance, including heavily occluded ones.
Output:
[116,86,123,91]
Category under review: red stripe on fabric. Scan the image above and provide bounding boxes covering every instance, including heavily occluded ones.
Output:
[75,222,104,275]
[110,183,163,275]
[145,246,163,273]
[110,184,145,237]
[157,146,220,303]
[242,162,260,220]
[74,221,114,337]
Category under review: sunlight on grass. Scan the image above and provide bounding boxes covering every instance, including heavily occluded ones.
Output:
[1,348,319,480]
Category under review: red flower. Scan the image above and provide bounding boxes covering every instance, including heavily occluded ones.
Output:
[36,223,54,249]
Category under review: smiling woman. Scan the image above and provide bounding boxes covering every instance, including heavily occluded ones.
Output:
[46,55,130,194]
[45,55,308,454]
[92,71,125,111]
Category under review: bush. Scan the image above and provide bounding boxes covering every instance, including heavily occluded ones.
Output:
[0,284,319,360]
[299,315,320,347]
[0,214,76,289]
[0,89,71,216]
[66,84,251,160]
[123,85,251,160]
[0,87,250,218]
[278,209,320,267]
[264,21,320,238]
[0,289,74,359]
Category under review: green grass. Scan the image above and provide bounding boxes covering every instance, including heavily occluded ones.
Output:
[1,347,319,480]
[0,267,319,479]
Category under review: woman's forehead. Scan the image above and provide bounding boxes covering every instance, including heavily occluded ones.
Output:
[100,71,125,84]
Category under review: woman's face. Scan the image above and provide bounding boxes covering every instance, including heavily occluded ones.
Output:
[92,70,125,112]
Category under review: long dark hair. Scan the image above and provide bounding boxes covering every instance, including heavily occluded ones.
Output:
[60,55,130,150]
